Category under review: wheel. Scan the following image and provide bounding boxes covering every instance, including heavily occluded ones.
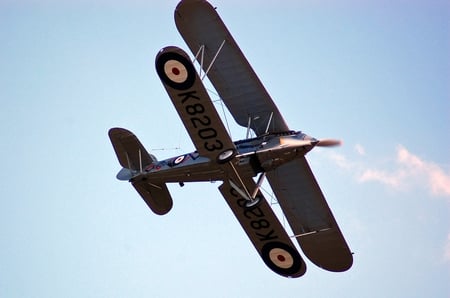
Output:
[244,196,261,208]
[217,149,235,163]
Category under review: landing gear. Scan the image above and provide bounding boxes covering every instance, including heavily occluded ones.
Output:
[228,171,266,209]
[217,148,236,163]
[245,172,266,208]
[245,196,261,208]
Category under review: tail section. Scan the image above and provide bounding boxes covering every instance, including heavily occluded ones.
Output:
[108,127,173,215]
[108,127,157,171]
[132,181,173,215]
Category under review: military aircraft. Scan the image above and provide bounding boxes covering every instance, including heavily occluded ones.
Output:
[109,0,352,278]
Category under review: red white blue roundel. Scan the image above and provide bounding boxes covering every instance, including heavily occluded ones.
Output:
[268,247,295,269]
[173,155,186,165]
[164,59,189,84]
[156,50,196,90]
[261,242,303,277]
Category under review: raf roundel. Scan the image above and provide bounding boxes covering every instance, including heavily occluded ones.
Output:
[156,51,196,90]
[268,247,295,269]
[173,155,186,165]
[261,242,303,277]
[164,60,189,84]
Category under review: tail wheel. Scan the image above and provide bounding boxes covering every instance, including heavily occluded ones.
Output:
[217,149,236,163]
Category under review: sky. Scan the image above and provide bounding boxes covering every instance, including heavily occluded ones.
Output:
[1,0,449,297]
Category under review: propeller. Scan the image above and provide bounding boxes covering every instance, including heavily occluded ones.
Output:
[316,139,342,147]
[280,137,342,148]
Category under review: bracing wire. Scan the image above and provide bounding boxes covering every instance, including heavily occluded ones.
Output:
[206,87,233,140]
[260,184,289,230]
[150,126,182,152]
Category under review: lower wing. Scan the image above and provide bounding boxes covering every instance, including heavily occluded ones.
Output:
[218,163,306,278]
[267,157,353,272]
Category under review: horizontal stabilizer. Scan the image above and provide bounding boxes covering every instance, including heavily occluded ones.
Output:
[109,127,157,170]
[132,181,173,215]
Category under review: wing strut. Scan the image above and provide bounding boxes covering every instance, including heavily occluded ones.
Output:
[245,111,274,138]
[251,172,266,199]
[175,0,290,135]
[218,169,307,278]
[193,44,205,77]
[192,40,226,81]
[228,161,266,208]
[264,112,274,134]
[246,116,252,139]
[202,40,225,80]
[138,148,143,173]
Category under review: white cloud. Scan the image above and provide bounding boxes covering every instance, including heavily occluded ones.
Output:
[327,144,450,198]
[354,143,366,156]
[359,169,405,189]
[360,145,450,197]
[327,152,353,170]
[325,145,450,263]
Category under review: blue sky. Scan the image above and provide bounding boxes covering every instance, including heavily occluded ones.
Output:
[1,0,449,297]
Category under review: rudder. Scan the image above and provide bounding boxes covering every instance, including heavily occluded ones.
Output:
[108,127,173,215]
[108,127,157,171]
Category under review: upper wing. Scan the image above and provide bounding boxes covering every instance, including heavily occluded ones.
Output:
[155,46,236,162]
[175,0,289,136]
[218,164,306,278]
[266,158,353,272]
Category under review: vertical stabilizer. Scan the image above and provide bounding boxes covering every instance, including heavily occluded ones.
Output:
[108,127,173,215]
[108,127,156,170]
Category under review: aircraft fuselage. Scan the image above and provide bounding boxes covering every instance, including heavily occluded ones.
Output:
[120,130,317,183]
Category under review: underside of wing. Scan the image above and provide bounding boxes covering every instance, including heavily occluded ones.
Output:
[155,46,236,163]
[175,0,289,136]
[266,158,353,272]
[218,164,306,278]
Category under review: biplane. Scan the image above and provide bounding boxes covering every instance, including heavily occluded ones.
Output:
[109,0,352,278]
